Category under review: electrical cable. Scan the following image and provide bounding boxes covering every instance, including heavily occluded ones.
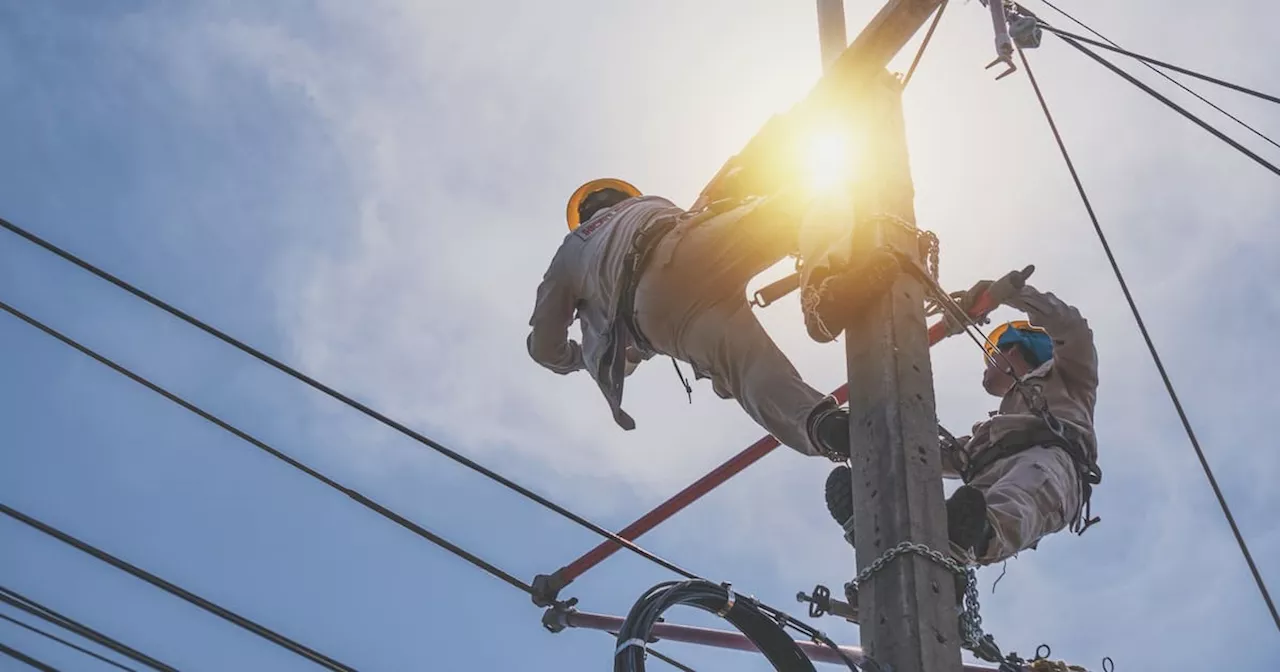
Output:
[0,612,136,672]
[0,296,829,665]
[0,505,357,671]
[1038,25,1280,106]
[1043,34,1280,178]
[0,587,175,672]
[1027,0,1280,146]
[1024,1,1280,151]
[1016,47,1279,632]
[603,631,696,672]
[613,580,854,672]
[902,0,948,87]
[0,217,701,585]
[0,297,534,598]
[0,640,58,672]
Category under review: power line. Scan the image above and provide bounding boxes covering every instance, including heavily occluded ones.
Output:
[0,297,534,598]
[1015,46,1279,632]
[0,612,136,672]
[1039,25,1280,106]
[0,504,357,671]
[0,217,701,585]
[0,640,58,672]
[1041,29,1280,178]
[0,295,809,670]
[0,586,176,672]
[1028,0,1280,153]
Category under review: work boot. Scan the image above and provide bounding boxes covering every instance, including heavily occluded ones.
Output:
[947,485,993,559]
[802,248,901,344]
[825,464,856,547]
[805,398,850,461]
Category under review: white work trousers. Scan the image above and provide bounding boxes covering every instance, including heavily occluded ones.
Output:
[632,205,827,456]
[968,445,1081,564]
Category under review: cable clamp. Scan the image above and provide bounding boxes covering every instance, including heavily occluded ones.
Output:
[614,638,647,656]
[717,583,736,617]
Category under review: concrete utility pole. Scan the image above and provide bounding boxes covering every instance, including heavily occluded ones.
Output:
[814,2,961,672]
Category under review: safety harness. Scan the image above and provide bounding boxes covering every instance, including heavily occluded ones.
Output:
[956,399,1103,536]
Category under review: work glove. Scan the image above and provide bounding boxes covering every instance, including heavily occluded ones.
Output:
[944,265,1035,335]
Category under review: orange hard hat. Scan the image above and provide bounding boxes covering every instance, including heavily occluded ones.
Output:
[565,178,641,231]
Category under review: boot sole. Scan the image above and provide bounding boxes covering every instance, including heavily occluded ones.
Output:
[825,465,855,546]
[947,485,990,555]
[803,248,901,344]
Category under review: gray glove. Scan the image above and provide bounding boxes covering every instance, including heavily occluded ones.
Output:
[944,265,1035,335]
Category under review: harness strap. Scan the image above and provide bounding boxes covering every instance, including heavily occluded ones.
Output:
[963,420,1102,535]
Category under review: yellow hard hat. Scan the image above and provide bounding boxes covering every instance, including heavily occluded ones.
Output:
[984,320,1050,358]
[566,178,641,231]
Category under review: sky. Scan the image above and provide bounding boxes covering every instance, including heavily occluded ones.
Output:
[1,0,1278,670]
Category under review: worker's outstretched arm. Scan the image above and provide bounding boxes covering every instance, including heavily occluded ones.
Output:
[527,251,583,374]
[1004,284,1098,390]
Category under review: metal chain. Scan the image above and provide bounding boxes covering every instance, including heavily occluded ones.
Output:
[845,541,1003,661]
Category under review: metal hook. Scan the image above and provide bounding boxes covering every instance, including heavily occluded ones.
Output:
[1103,657,1116,672]
[1034,643,1051,660]
[986,55,1018,80]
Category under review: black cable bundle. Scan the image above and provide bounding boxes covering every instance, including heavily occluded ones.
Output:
[614,580,830,672]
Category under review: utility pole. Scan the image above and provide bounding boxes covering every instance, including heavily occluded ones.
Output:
[814,2,962,671]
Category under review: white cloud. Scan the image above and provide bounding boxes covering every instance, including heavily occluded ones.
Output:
[145,0,1280,666]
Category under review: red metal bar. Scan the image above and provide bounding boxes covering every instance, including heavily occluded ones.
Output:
[554,297,994,586]
[558,609,1004,670]
[537,293,1002,601]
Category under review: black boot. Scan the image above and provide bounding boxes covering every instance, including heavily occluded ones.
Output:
[825,465,856,547]
[805,398,850,461]
[946,485,993,558]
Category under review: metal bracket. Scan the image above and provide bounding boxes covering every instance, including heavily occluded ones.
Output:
[982,0,1017,79]
[1010,14,1042,49]
[540,597,579,634]
[796,584,861,623]
[531,570,568,608]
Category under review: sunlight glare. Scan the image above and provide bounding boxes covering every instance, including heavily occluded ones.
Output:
[805,128,856,193]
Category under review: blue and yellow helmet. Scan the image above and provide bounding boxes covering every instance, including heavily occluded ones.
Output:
[985,320,1054,367]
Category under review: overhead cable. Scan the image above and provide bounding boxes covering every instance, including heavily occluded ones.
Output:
[0,586,175,672]
[1044,33,1280,178]
[1016,47,1279,632]
[0,640,58,672]
[0,612,136,672]
[0,293,827,668]
[0,217,701,584]
[0,504,357,671]
[1038,25,1280,106]
[0,297,533,598]
[1028,0,1280,154]
[1029,2,1279,151]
